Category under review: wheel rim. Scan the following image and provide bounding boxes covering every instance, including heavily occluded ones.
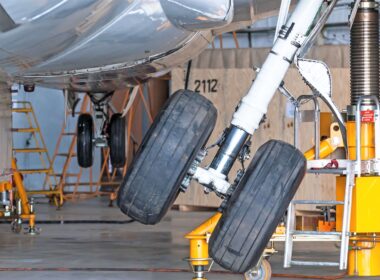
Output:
[244,259,272,280]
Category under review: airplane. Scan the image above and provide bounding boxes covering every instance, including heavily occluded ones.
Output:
[0,0,287,167]
[0,0,351,276]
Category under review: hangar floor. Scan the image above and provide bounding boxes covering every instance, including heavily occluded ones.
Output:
[0,199,368,280]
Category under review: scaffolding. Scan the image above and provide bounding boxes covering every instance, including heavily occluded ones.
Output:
[12,101,63,207]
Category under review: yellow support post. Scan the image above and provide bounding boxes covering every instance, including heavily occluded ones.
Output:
[304,138,338,160]
[304,122,344,160]
[11,158,37,234]
[336,176,380,276]
[185,213,222,280]
[335,121,380,276]
[347,121,375,160]
[12,159,30,215]
[185,139,342,280]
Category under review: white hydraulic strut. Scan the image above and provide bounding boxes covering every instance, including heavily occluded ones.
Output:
[191,0,326,194]
[232,0,324,135]
[274,0,291,42]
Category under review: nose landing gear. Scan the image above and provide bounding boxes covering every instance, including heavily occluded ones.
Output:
[117,0,323,275]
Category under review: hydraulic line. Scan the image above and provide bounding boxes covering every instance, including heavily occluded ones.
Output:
[350,0,379,107]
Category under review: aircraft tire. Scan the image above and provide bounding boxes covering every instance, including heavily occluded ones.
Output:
[117,90,217,225]
[77,114,94,168]
[209,140,306,273]
[109,113,126,168]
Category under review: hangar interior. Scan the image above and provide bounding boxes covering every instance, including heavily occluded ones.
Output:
[1,0,380,280]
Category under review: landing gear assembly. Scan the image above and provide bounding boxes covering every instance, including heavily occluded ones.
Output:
[76,92,126,169]
[117,0,324,277]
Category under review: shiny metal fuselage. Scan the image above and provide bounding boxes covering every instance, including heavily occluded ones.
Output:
[0,0,280,93]
[0,0,208,92]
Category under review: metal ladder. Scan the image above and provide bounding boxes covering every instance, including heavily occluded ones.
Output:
[12,101,63,207]
[284,163,355,269]
[50,94,95,200]
[284,95,355,270]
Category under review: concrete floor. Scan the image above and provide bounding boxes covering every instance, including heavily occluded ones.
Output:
[0,198,370,280]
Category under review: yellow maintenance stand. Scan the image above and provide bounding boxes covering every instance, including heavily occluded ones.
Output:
[336,100,380,276]
[185,212,273,280]
[0,158,37,234]
[292,2,380,276]
[334,0,380,276]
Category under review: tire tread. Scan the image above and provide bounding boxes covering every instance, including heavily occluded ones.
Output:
[117,90,217,225]
[210,140,306,273]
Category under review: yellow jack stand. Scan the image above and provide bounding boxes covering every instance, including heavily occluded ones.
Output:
[185,212,272,280]
[184,131,342,280]
[337,176,380,276]
[185,213,221,280]
[8,158,38,234]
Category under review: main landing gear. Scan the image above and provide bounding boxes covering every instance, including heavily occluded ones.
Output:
[76,92,126,168]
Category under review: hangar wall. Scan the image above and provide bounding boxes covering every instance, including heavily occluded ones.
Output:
[172,45,349,210]
[0,86,12,182]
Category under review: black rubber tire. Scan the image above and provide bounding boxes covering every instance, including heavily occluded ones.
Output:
[209,140,306,273]
[77,114,94,168]
[117,90,217,225]
[109,113,126,168]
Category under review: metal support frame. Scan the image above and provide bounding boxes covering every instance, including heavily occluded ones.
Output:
[284,161,355,270]
[294,95,321,159]
[340,162,355,270]
[284,87,355,270]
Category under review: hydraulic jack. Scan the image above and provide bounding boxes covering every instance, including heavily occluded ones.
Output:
[1,158,38,234]
[185,212,273,280]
